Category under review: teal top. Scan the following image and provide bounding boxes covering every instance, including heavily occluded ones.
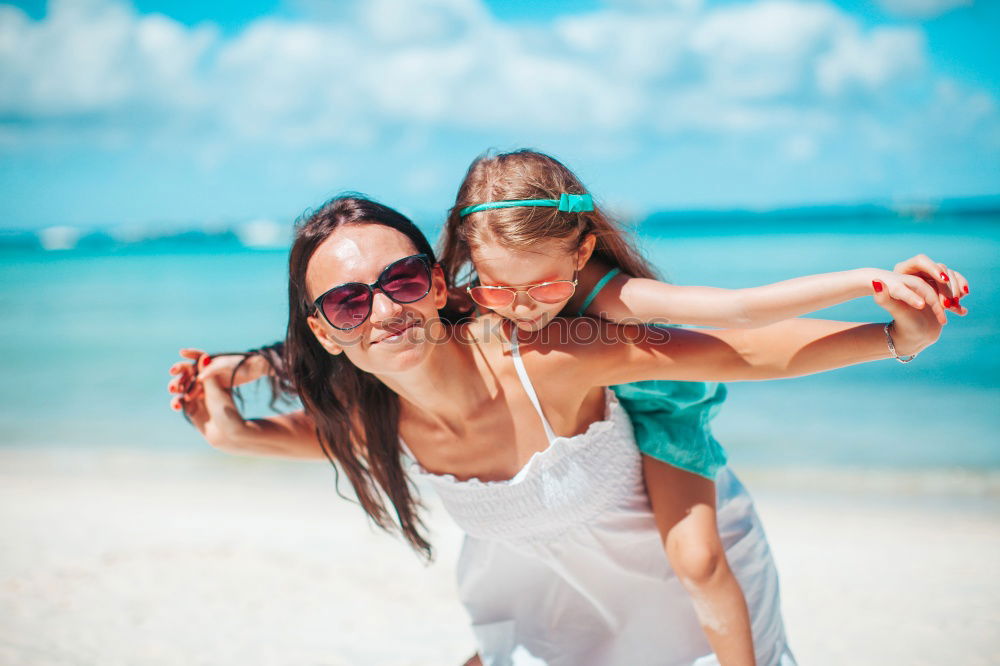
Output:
[577,268,728,479]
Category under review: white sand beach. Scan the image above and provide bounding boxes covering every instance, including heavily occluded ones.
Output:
[1,447,997,666]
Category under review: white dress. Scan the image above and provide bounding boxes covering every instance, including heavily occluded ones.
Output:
[404,335,798,666]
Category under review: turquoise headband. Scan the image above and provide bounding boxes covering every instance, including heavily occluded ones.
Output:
[459,192,594,217]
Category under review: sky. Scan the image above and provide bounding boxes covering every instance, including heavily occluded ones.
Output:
[0,0,998,229]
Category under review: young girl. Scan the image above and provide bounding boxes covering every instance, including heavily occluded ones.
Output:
[436,149,968,665]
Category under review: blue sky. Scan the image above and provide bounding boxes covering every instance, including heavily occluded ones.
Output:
[1,0,998,229]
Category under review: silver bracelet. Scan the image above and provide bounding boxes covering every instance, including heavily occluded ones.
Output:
[883,322,918,363]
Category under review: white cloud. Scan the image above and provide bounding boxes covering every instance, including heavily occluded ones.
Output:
[816,27,925,96]
[688,1,926,102]
[554,12,689,80]
[924,78,1000,145]
[402,165,446,194]
[0,0,215,115]
[876,0,973,20]
[603,0,703,12]
[358,0,489,45]
[0,0,991,160]
[782,133,819,162]
[689,1,848,100]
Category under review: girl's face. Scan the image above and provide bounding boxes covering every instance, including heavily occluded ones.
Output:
[305,224,448,375]
[469,235,595,333]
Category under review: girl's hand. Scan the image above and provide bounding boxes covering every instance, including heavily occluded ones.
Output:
[892,254,969,317]
[865,268,948,325]
[871,279,943,358]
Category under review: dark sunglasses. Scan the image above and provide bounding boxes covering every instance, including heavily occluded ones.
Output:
[312,254,433,331]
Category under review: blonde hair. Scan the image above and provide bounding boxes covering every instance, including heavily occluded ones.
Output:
[439,149,658,287]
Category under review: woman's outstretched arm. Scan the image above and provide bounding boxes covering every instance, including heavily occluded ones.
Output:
[168,342,292,405]
[168,347,325,460]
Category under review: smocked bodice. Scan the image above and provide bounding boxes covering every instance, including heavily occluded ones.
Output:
[403,389,642,545]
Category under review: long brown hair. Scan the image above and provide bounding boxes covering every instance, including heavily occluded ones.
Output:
[439,149,658,287]
[281,194,451,560]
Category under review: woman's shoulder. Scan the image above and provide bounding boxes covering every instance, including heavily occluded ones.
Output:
[457,315,601,364]
[458,315,661,378]
[457,313,508,348]
[519,317,650,371]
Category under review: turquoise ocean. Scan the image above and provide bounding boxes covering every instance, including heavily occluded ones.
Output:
[1,213,997,471]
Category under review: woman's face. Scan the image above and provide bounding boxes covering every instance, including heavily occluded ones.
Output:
[305,224,448,375]
[469,235,593,333]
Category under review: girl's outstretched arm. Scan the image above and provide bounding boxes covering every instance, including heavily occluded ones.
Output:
[562,278,947,387]
[581,254,968,329]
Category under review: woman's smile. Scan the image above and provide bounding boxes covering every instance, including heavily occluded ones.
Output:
[371,320,420,344]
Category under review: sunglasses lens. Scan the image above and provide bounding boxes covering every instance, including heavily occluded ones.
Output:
[382,256,431,303]
[468,286,515,308]
[527,281,576,304]
[321,283,372,329]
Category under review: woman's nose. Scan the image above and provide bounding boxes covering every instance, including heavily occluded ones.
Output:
[370,289,404,323]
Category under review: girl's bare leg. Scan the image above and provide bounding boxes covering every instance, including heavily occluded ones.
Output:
[643,456,756,666]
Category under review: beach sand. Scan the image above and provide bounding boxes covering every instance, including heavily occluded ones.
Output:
[1,447,997,666]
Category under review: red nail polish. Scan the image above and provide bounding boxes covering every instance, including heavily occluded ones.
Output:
[872,281,883,293]
[201,356,211,367]
[944,298,955,308]
[964,286,969,294]
[940,272,949,282]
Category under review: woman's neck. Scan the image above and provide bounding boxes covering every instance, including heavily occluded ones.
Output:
[375,323,494,430]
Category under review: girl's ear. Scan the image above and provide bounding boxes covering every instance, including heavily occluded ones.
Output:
[432,264,449,309]
[306,313,344,356]
[576,233,597,270]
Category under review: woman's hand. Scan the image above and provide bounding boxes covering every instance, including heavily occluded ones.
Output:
[168,348,267,409]
[892,254,969,316]
[168,347,324,458]
[167,349,252,442]
[167,349,254,449]
[168,349,212,409]
[871,278,944,358]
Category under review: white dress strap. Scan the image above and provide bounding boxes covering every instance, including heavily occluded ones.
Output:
[509,331,558,443]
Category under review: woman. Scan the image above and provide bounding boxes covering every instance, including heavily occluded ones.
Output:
[170,195,947,666]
